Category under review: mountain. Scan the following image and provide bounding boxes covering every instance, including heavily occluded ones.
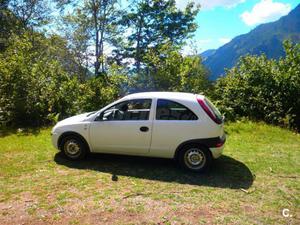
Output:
[200,49,216,59]
[203,4,300,80]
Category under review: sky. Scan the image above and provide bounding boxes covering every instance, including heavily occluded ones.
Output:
[177,0,299,54]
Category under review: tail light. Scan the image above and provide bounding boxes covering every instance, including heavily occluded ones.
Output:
[197,96,223,125]
[215,141,225,147]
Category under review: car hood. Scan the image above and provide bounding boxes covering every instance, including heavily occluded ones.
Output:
[56,112,93,126]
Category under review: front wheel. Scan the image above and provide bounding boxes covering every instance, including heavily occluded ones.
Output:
[178,145,212,172]
[61,135,88,160]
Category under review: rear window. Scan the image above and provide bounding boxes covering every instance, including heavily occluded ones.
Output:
[197,96,223,124]
[204,98,223,121]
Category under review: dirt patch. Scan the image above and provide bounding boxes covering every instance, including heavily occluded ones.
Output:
[0,192,222,224]
[0,192,43,225]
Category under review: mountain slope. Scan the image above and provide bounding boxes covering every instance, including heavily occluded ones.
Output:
[200,49,216,59]
[203,4,300,80]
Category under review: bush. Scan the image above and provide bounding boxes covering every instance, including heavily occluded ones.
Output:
[212,41,300,130]
[79,68,129,112]
[132,43,211,94]
[0,33,81,126]
[0,33,127,126]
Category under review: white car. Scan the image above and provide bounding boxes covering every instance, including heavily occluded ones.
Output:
[51,92,226,172]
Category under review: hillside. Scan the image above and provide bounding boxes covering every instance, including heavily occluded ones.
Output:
[203,4,300,80]
[199,49,216,59]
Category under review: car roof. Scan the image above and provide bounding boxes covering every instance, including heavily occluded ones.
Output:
[123,92,204,101]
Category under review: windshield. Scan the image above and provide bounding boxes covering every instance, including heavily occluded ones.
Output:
[86,111,96,117]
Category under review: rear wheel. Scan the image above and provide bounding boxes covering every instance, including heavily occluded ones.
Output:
[61,135,88,160]
[178,145,212,172]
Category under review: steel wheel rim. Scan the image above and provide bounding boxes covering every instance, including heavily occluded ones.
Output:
[64,140,81,157]
[184,148,206,170]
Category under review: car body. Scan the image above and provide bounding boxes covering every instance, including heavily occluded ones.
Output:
[51,92,226,172]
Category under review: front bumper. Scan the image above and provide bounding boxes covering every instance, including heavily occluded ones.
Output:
[51,132,60,149]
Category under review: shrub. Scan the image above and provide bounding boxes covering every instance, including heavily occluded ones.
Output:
[0,33,127,126]
[132,43,211,94]
[0,33,82,126]
[212,41,300,130]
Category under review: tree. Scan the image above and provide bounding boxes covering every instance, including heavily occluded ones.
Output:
[62,12,92,81]
[0,0,14,50]
[47,34,92,82]
[0,31,128,126]
[116,0,199,75]
[7,0,51,29]
[61,0,123,76]
[0,32,78,125]
[132,43,210,93]
[0,0,53,51]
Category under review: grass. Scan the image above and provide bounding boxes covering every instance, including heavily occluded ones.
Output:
[0,121,299,224]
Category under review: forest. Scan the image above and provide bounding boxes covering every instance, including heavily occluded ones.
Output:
[0,0,300,129]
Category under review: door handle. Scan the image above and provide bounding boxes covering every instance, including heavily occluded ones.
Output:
[140,126,149,132]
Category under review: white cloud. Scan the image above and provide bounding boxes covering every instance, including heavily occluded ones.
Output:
[241,0,291,26]
[219,37,231,44]
[175,0,245,10]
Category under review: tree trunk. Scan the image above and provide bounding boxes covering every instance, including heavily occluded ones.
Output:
[135,14,142,75]
[99,6,106,74]
[95,30,100,77]
[92,0,100,77]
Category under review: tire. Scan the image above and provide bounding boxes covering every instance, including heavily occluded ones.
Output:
[60,135,88,160]
[177,144,212,172]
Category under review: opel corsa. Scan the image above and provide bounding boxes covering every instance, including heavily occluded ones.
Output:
[51,92,226,172]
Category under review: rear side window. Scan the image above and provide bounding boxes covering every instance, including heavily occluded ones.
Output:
[156,99,198,120]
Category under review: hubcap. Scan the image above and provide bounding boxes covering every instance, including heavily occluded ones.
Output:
[184,148,206,169]
[64,140,80,156]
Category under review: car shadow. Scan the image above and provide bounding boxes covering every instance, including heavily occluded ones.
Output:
[54,152,254,189]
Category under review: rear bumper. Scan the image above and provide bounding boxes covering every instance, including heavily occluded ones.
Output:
[210,145,225,159]
[209,134,226,159]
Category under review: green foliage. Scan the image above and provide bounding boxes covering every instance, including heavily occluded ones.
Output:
[0,33,79,125]
[61,0,124,76]
[8,0,51,28]
[115,0,199,73]
[132,43,210,93]
[0,33,127,126]
[79,67,129,112]
[212,40,300,129]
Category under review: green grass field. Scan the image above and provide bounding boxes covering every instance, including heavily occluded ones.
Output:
[0,121,299,224]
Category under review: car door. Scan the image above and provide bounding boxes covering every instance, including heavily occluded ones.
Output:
[150,99,200,158]
[89,98,153,155]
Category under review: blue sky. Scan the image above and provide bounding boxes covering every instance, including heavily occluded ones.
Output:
[177,0,299,53]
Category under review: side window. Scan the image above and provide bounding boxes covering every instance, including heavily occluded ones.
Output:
[100,99,152,121]
[156,99,198,120]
